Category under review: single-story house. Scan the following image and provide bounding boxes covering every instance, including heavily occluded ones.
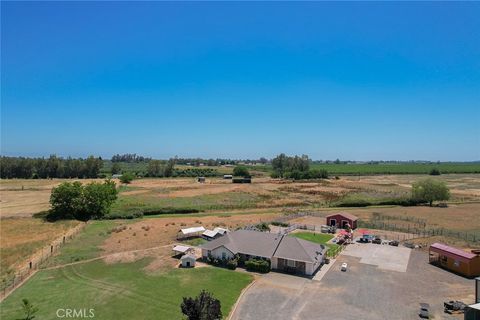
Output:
[200,230,326,276]
[429,243,480,277]
[202,227,229,240]
[180,254,196,268]
[326,212,358,229]
[177,226,206,239]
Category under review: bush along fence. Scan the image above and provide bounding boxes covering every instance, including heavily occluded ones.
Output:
[0,223,86,301]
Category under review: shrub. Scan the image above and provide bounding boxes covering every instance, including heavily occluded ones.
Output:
[429,168,441,175]
[245,259,270,273]
[226,259,238,270]
[271,221,289,227]
[119,172,135,184]
[233,166,250,177]
[255,222,270,232]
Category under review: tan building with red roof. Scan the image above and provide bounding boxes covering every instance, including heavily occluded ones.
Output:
[429,243,480,278]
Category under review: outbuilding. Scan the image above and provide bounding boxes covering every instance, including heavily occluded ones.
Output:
[177,226,206,240]
[429,243,480,278]
[180,254,196,268]
[325,212,358,229]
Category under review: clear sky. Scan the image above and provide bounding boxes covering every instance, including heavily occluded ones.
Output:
[1,2,479,161]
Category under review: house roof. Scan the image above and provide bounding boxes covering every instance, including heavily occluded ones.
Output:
[201,230,282,258]
[180,226,206,235]
[200,230,326,263]
[326,212,358,221]
[430,243,477,261]
[274,236,326,263]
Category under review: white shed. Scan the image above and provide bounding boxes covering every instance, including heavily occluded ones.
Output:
[180,254,196,268]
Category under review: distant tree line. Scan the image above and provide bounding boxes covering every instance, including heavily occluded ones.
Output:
[111,153,151,163]
[175,157,269,166]
[271,153,328,180]
[0,156,103,179]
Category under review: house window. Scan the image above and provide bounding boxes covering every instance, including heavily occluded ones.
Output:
[287,260,296,267]
[454,260,460,267]
[222,252,227,259]
[207,250,211,256]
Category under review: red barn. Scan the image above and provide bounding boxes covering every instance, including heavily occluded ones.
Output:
[325,212,358,229]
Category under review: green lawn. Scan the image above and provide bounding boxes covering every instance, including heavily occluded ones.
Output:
[181,238,207,246]
[289,232,333,244]
[289,232,340,256]
[1,259,252,320]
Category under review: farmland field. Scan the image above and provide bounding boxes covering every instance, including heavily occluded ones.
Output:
[310,162,480,175]
[0,259,253,320]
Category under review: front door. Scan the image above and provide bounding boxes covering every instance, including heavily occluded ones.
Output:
[330,219,336,226]
[186,261,190,267]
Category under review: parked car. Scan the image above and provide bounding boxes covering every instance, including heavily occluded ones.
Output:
[341,263,348,271]
[372,237,382,244]
[358,237,370,243]
[404,242,415,249]
[389,240,399,247]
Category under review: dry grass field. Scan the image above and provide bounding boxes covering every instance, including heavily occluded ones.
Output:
[0,218,79,277]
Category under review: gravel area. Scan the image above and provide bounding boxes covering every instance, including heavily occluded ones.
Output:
[231,247,475,320]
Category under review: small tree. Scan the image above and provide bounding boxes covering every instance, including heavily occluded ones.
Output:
[233,166,250,177]
[412,178,450,206]
[111,163,121,175]
[429,168,441,175]
[181,290,222,320]
[119,172,134,184]
[20,298,38,320]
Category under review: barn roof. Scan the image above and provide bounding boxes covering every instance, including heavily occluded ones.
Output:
[180,226,206,235]
[173,245,192,253]
[325,212,358,221]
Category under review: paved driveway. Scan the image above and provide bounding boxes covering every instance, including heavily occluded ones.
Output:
[231,249,474,320]
[342,243,411,272]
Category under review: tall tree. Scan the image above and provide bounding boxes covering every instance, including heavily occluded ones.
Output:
[412,178,450,206]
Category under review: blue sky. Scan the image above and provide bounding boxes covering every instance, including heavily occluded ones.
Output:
[1,2,479,161]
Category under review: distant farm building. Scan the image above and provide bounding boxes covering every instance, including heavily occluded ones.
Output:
[197,177,206,183]
[232,177,251,184]
[180,254,196,268]
[223,174,233,179]
[429,243,480,277]
[325,212,358,229]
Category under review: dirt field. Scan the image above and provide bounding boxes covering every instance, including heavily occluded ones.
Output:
[2,175,479,218]
[101,212,282,254]
[0,179,108,217]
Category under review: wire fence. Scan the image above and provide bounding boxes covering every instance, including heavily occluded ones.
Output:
[0,223,86,301]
